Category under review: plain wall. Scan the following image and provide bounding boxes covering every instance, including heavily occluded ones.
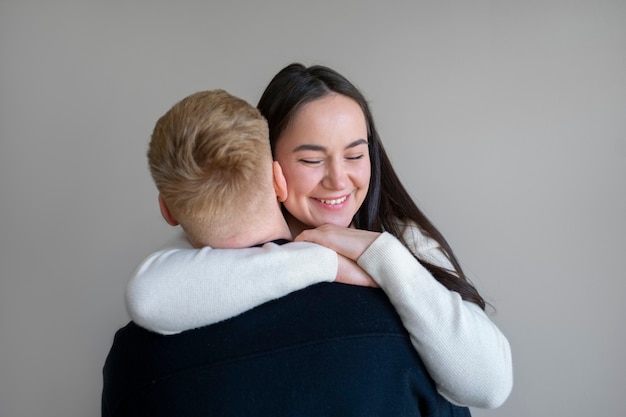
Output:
[1,1,625,416]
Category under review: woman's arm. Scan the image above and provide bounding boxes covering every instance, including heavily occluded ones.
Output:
[126,234,338,335]
[359,232,512,408]
[296,225,513,409]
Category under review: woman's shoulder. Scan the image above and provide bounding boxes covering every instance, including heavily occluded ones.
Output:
[391,217,453,268]
[391,218,435,250]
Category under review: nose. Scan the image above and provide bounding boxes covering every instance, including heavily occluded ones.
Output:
[322,160,347,190]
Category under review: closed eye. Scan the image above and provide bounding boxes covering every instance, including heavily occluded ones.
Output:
[298,158,323,165]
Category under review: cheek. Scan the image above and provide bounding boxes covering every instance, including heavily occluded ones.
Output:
[282,165,317,197]
[356,161,372,188]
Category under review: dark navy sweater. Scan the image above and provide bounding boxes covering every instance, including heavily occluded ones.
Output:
[102,282,471,417]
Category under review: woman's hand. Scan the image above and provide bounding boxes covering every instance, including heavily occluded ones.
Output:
[335,255,378,288]
[294,224,380,261]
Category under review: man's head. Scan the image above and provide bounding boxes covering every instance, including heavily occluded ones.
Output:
[148,90,286,248]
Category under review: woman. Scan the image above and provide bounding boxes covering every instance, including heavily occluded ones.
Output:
[126,63,512,408]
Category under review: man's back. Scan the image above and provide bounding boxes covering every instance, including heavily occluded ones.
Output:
[102,283,470,417]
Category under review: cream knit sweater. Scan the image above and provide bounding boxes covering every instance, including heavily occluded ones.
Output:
[126,220,512,409]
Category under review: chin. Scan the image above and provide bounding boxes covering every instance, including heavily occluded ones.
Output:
[325,217,353,228]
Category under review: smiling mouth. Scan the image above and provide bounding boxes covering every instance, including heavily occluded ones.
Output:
[317,196,347,205]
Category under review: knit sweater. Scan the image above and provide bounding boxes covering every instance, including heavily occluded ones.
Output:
[105,283,472,417]
[125,219,512,408]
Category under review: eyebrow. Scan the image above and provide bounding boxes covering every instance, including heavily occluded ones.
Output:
[292,138,368,153]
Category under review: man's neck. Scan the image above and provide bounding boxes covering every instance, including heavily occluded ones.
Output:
[246,220,293,247]
[191,219,293,249]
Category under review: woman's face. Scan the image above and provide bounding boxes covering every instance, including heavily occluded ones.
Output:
[274,93,371,231]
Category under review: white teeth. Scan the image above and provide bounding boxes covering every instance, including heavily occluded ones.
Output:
[319,196,347,205]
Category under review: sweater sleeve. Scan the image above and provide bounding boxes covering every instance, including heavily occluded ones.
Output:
[126,234,337,335]
[357,231,513,409]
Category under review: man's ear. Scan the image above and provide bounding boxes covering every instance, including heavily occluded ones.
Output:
[158,194,179,226]
[272,161,288,203]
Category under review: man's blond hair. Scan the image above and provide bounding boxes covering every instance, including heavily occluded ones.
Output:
[148,90,274,246]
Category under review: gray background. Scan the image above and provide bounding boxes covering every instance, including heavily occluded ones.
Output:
[1,1,625,416]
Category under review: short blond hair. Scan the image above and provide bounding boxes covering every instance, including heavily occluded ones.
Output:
[148,90,274,246]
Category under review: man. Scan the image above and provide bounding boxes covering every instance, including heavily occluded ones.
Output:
[102,90,470,416]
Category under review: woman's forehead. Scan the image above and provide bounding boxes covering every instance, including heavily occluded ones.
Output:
[282,95,367,144]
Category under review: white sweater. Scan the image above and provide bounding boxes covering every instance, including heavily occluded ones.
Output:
[126,221,512,409]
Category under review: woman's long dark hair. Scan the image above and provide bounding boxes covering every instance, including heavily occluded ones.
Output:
[257,63,486,309]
